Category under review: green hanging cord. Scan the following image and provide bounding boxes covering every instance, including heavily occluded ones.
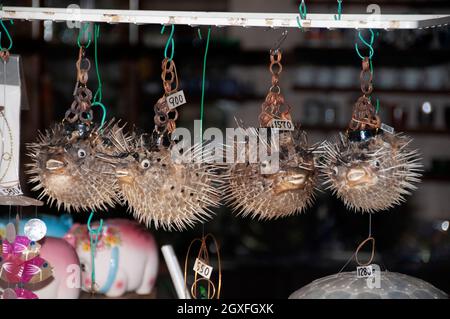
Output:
[77,22,92,49]
[375,98,380,114]
[160,24,175,61]
[91,24,106,130]
[355,29,375,73]
[93,24,102,104]
[334,0,343,21]
[197,28,202,40]
[87,211,104,293]
[296,0,307,29]
[199,27,211,141]
[0,19,13,51]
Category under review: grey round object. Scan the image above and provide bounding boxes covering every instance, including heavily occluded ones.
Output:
[289,271,448,299]
[24,218,47,241]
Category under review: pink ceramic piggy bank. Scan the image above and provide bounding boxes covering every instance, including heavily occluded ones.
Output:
[64,219,158,297]
[31,237,81,299]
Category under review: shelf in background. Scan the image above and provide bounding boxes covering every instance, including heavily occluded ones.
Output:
[301,125,450,136]
[293,86,450,97]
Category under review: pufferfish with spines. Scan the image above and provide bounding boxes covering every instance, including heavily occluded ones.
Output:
[26,120,120,212]
[224,125,318,220]
[319,131,423,213]
[104,128,226,231]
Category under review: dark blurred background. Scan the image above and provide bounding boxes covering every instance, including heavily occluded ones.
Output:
[3,0,450,298]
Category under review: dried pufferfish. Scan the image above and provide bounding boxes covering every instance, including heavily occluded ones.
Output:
[319,131,423,212]
[224,126,318,220]
[26,121,120,212]
[105,127,225,231]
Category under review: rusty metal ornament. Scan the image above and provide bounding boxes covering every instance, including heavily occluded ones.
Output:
[225,50,318,220]
[319,57,423,213]
[26,46,120,212]
[153,58,179,136]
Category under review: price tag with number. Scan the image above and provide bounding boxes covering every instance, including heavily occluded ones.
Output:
[166,90,187,110]
[0,184,23,196]
[193,258,213,280]
[356,265,374,278]
[270,119,294,131]
[380,123,395,134]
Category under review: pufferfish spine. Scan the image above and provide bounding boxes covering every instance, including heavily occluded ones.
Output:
[25,120,121,212]
[224,126,318,220]
[319,132,423,213]
[105,127,226,231]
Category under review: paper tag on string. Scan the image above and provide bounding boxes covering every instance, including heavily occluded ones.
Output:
[356,265,374,278]
[166,90,186,110]
[380,123,394,134]
[193,258,213,280]
[270,119,294,131]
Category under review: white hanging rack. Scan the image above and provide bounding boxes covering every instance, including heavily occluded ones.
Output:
[0,6,449,30]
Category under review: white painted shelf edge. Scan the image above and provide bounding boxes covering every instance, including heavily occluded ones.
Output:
[1,7,450,29]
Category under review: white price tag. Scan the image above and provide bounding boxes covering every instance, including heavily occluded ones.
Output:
[0,184,23,196]
[166,90,186,110]
[380,123,395,134]
[356,265,374,278]
[270,119,294,131]
[193,258,213,280]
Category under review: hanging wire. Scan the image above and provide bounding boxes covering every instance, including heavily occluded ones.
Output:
[199,27,211,141]
[91,23,106,129]
[334,0,343,21]
[87,211,104,293]
[296,0,307,29]
[355,28,381,113]
[161,24,175,61]
[93,24,102,103]
[0,19,13,51]
[77,22,92,49]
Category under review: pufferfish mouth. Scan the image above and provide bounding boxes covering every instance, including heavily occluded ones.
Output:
[345,167,376,186]
[273,173,307,195]
[46,159,66,170]
[115,170,129,178]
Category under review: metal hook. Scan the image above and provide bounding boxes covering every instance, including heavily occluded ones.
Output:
[87,210,103,236]
[0,19,13,51]
[271,29,288,54]
[77,22,92,49]
[161,24,175,61]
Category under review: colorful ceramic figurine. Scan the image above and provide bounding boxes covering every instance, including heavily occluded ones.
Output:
[64,219,158,297]
[31,237,81,299]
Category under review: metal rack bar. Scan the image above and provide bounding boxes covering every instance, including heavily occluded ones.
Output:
[1,6,449,29]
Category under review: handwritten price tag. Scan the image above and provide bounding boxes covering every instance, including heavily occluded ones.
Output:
[166,90,187,110]
[270,119,294,131]
[0,184,23,196]
[356,265,374,278]
[193,258,213,280]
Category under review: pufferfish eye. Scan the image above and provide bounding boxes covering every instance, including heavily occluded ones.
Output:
[372,160,381,168]
[77,149,87,158]
[140,159,151,169]
[332,167,338,175]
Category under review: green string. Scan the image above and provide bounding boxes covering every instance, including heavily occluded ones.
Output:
[87,211,103,292]
[93,24,102,104]
[77,22,92,49]
[334,0,343,20]
[199,27,211,141]
[355,29,375,73]
[160,24,175,61]
[296,0,307,29]
[0,19,13,51]
[197,28,202,40]
[90,23,106,130]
